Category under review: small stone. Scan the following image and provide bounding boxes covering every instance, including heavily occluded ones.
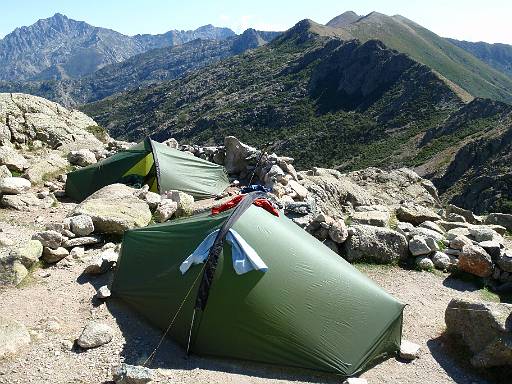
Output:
[69,215,94,236]
[42,247,69,264]
[32,230,64,249]
[400,340,421,360]
[432,251,452,270]
[409,236,431,256]
[76,321,113,349]
[112,363,154,384]
[416,256,434,270]
[153,199,178,223]
[96,285,111,299]
[450,235,472,250]
[328,220,349,243]
[63,235,101,248]
[69,247,85,259]
[0,177,31,195]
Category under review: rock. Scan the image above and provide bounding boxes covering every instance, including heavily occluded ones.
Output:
[437,220,473,232]
[0,316,31,359]
[485,213,512,232]
[163,138,179,149]
[497,250,512,273]
[153,199,178,223]
[458,244,493,277]
[24,153,69,184]
[328,220,349,244]
[0,234,14,247]
[416,256,434,270]
[69,214,94,236]
[446,227,471,240]
[449,235,473,250]
[0,177,31,194]
[76,321,113,349]
[444,248,461,257]
[396,221,414,237]
[342,225,408,263]
[69,247,85,259]
[479,241,502,259]
[407,226,445,242]
[32,230,64,249]
[224,136,259,175]
[11,240,43,268]
[419,221,444,234]
[72,184,151,234]
[287,179,309,201]
[0,164,12,178]
[445,298,512,368]
[144,191,161,209]
[322,239,339,254]
[469,227,503,243]
[1,192,54,211]
[446,204,482,224]
[83,249,118,274]
[446,212,466,222]
[96,285,111,299]
[68,149,97,167]
[165,190,194,218]
[112,363,154,384]
[400,340,421,360]
[396,205,441,225]
[63,235,101,248]
[0,259,28,286]
[42,247,69,263]
[409,236,432,256]
[0,146,28,172]
[432,251,454,270]
[350,210,390,227]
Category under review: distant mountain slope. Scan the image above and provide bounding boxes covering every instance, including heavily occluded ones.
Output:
[448,39,512,78]
[0,13,235,81]
[0,29,279,106]
[81,19,512,213]
[326,12,512,103]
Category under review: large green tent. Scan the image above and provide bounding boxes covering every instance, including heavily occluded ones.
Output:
[112,202,405,376]
[65,138,230,201]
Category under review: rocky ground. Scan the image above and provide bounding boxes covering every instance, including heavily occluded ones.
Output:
[1,93,512,383]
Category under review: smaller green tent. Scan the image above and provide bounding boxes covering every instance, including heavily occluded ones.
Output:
[112,202,404,375]
[65,138,230,201]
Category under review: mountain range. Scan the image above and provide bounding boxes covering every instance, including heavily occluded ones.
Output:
[1,11,511,214]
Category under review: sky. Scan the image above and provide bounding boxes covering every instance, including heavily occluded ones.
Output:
[1,0,511,44]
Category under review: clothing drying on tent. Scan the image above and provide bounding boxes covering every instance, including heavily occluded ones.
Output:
[112,193,405,376]
[65,138,230,201]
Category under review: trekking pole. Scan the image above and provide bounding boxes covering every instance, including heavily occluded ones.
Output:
[247,141,273,186]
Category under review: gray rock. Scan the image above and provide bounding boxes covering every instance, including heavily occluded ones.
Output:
[163,138,179,149]
[0,259,28,286]
[342,225,408,263]
[42,247,69,264]
[445,298,512,368]
[469,227,503,243]
[400,340,421,360]
[63,235,101,248]
[446,212,467,223]
[479,241,502,259]
[164,190,194,218]
[419,220,444,234]
[224,136,259,174]
[69,214,94,236]
[328,220,349,244]
[69,247,85,259]
[437,220,473,232]
[497,250,512,273]
[446,227,471,240]
[24,153,69,184]
[396,205,441,225]
[459,244,493,277]
[444,248,461,257]
[153,199,178,223]
[1,193,54,211]
[409,236,432,256]
[10,240,43,268]
[432,251,453,270]
[350,210,390,227]
[0,164,12,178]
[416,256,434,270]
[322,239,339,254]
[485,213,512,232]
[0,316,31,359]
[72,184,151,234]
[446,204,482,224]
[68,149,97,167]
[32,230,64,249]
[112,363,154,384]
[144,191,161,210]
[450,235,473,250]
[407,226,445,242]
[396,221,414,237]
[0,177,31,194]
[77,321,113,349]
[0,146,28,172]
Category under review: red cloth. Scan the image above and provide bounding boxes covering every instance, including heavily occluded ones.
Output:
[212,195,279,217]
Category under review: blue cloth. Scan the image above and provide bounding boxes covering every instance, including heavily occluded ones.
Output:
[240,185,270,194]
[180,229,268,275]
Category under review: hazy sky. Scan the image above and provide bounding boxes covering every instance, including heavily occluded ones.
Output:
[1,0,511,44]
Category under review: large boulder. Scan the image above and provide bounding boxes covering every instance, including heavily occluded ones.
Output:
[10,239,43,268]
[445,298,512,368]
[342,225,408,263]
[485,213,512,232]
[458,244,493,277]
[72,184,151,234]
[224,136,259,175]
[0,146,28,172]
[0,257,28,286]
[69,214,94,236]
[32,230,64,249]
[446,204,482,224]
[0,177,31,194]
[24,153,69,184]
[497,250,512,273]
[68,149,97,167]
[409,236,432,256]
[0,316,31,359]
[350,210,390,227]
[395,205,441,225]
[0,192,53,211]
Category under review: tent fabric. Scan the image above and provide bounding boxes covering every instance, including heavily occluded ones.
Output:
[112,205,405,376]
[65,138,230,202]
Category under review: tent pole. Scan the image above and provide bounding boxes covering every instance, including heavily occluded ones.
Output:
[185,308,197,356]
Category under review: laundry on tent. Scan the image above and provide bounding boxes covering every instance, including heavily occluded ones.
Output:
[112,192,405,376]
[65,138,230,201]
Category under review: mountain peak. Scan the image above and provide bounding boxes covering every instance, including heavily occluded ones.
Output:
[280,19,351,43]
[326,11,360,27]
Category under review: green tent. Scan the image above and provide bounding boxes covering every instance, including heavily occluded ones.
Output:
[112,203,404,376]
[65,138,230,201]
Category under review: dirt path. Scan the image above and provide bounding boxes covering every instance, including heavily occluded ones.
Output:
[0,207,507,384]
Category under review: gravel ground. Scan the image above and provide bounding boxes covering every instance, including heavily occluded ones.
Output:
[0,202,509,384]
